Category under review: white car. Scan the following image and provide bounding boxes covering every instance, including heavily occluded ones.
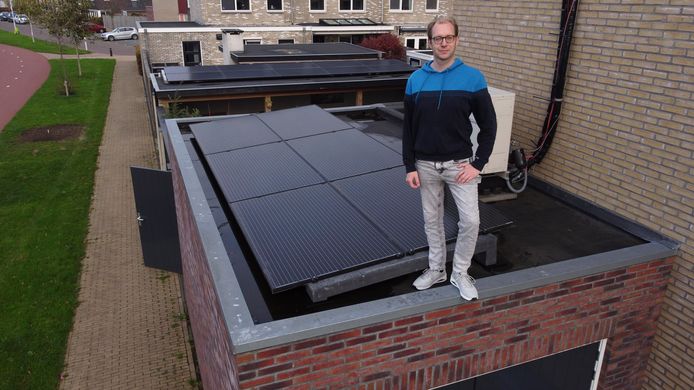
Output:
[101,27,138,41]
[13,14,29,24]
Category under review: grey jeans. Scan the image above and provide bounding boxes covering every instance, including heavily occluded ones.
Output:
[416,159,480,275]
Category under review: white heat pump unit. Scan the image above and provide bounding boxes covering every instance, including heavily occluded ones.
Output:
[472,86,516,175]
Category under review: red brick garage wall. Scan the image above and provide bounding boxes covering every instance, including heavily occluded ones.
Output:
[235,257,673,389]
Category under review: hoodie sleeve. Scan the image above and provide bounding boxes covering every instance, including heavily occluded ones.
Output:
[470,84,497,172]
[402,78,417,173]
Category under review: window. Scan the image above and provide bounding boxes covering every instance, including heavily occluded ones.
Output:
[221,0,250,11]
[182,41,201,66]
[244,39,262,45]
[278,39,294,44]
[405,37,427,50]
[310,0,324,11]
[389,0,411,10]
[339,0,363,11]
[267,0,282,10]
[425,0,437,10]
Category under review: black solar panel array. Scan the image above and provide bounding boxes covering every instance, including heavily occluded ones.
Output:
[191,105,512,293]
[163,59,413,84]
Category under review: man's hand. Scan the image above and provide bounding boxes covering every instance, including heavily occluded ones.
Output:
[406,171,420,189]
[456,162,480,184]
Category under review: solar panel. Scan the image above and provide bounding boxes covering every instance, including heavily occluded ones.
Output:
[352,118,403,154]
[206,142,324,202]
[190,115,281,155]
[332,168,459,253]
[162,59,413,83]
[230,184,401,292]
[287,129,402,180]
[257,105,353,139]
[478,201,514,233]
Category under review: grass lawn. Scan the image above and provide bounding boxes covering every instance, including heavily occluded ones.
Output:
[0,29,89,54]
[0,58,115,389]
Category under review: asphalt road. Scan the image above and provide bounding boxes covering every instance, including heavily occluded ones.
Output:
[0,20,136,56]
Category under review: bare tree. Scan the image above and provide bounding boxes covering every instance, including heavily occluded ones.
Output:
[16,0,93,94]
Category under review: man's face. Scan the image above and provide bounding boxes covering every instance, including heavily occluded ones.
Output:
[429,22,458,63]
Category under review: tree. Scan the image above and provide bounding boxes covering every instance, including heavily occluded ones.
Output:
[16,0,93,94]
[360,34,406,61]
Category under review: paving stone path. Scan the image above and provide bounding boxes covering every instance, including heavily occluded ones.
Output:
[59,57,196,389]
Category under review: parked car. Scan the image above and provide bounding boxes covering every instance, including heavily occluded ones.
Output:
[0,12,15,22]
[86,22,106,33]
[13,14,29,24]
[100,27,138,41]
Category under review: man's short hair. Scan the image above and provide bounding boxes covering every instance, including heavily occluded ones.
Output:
[427,15,459,39]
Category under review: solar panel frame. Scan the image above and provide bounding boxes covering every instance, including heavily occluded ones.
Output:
[332,168,459,253]
[230,184,401,292]
[257,105,353,140]
[205,142,324,202]
[287,128,402,181]
[190,115,281,155]
[162,59,414,83]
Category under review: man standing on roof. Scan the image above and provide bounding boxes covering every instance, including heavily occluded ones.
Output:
[402,15,497,301]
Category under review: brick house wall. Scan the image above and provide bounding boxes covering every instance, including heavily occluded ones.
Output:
[234,258,674,388]
[451,1,692,388]
[168,130,240,390]
[189,0,450,26]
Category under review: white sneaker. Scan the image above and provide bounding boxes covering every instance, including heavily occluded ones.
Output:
[413,268,447,290]
[451,272,479,300]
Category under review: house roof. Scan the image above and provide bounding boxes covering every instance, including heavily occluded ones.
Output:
[230,42,382,62]
[150,59,414,99]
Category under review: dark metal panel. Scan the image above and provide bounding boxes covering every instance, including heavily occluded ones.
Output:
[130,167,182,274]
[332,168,458,253]
[478,201,514,233]
[205,142,324,202]
[257,105,353,140]
[230,184,401,292]
[190,115,280,155]
[287,129,402,180]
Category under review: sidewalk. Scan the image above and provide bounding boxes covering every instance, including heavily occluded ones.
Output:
[59,57,196,389]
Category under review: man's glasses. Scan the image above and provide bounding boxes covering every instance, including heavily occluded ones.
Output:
[431,35,457,45]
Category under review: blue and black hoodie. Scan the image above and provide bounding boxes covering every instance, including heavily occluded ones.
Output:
[402,58,497,173]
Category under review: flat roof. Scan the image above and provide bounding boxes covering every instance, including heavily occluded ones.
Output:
[230,42,382,62]
[164,104,678,353]
[150,60,414,99]
[138,21,203,28]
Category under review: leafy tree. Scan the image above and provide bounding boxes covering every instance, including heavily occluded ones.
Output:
[360,34,406,61]
[15,0,93,94]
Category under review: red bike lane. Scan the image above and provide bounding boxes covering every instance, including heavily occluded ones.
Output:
[0,43,50,132]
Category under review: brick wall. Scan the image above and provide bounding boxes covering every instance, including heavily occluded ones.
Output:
[190,0,450,26]
[169,135,239,390]
[452,1,692,388]
[234,258,673,388]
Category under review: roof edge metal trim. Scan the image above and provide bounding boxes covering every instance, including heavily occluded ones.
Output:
[164,118,256,330]
[230,241,676,353]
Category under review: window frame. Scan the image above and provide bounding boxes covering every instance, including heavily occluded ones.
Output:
[338,0,365,12]
[278,38,295,44]
[309,0,326,12]
[405,36,428,50]
[181,40,202,67]
[267,0,283,12]
[389,0,413,12]
[243,38,262,45]
[425,0,438,12]
[220,0,252,13]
